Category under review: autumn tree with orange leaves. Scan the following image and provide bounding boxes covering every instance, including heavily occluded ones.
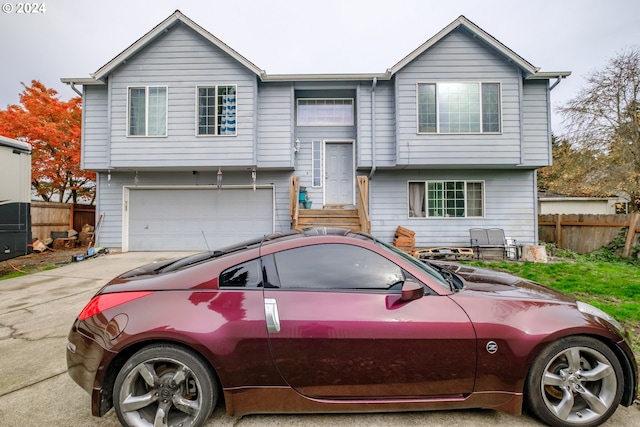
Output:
[0,80,95,203]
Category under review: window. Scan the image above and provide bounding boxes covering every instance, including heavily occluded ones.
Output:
[312,140,322,187]
[297,99,354,126]
[274,244,403,290]
[220,259,262,288]
[417,82,501,133]
[197,85,237,135]
[409,181,484,218]
[128,86,167,136]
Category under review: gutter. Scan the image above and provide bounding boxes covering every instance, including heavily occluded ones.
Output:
[60,77,105,96]
[525,71,571,91]
[369,77,377,180]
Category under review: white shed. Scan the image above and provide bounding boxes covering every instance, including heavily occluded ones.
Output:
[0,135,32,261]
[538,194,627,215]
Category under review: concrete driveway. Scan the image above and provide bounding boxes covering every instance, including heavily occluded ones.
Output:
[0,251,637,426]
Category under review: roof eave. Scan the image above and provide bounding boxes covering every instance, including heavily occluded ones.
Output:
[60,77,105,86]
[262,72,391,82]
[526,71,572,80]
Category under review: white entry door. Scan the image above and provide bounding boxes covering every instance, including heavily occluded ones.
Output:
[325,142,354,205]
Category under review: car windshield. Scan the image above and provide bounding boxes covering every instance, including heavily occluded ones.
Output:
[376,239,451,291]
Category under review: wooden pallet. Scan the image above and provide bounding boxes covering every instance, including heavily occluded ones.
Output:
[395,226,416,238]
[393,226,415,252]
[414,247,474,260]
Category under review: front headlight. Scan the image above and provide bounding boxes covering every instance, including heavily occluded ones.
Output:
[577,301,625,336]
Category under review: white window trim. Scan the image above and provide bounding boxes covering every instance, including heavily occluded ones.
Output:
[195,84,238,137]
[415,82,502,135]
[297,98,355,127]
[126,85,168,137]
[407,180,486,219]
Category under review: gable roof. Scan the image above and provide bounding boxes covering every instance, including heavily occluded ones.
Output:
[91,10,264,81]
[388,15,539,77]
[63,12,569,86]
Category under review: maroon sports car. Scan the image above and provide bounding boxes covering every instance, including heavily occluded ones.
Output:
[67,228,637,427]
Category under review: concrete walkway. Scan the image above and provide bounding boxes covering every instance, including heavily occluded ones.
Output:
[0,251,637,426]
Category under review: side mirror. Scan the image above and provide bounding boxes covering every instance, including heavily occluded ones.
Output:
[401,279,424,302]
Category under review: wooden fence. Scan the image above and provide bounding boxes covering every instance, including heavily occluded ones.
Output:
[31,202,96,241]
[539,213,640,256]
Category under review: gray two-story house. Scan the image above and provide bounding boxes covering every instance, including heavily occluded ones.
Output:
[63,10,569,252]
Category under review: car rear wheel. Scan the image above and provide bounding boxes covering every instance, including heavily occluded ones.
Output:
[525,336,623,427]
[113,344,217,427]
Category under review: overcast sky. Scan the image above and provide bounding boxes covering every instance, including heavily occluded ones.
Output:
[1,0,639,133]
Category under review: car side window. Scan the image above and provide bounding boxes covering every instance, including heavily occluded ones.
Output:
[273,244,404,291]
[220,259,262,288]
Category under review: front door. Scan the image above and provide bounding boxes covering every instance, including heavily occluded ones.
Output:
[325,142,354,205]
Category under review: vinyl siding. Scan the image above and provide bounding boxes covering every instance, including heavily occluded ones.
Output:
[81,16,556,251]
[395,28,524,166]
[521,80,552,167]
[81,85,109,170]
[95,170,293,249]
[257,82,294,168]
[294,125,356,204]
[291,88,357,204]
[357,80,396,168]
[107,23,258,169]
[369,169,536,247]
[95,169,536,250]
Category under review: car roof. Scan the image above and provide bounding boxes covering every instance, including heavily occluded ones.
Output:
[157,228,374,275]
[260,228,375,247]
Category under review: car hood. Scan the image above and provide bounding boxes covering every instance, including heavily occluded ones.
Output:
[430,261,575,304]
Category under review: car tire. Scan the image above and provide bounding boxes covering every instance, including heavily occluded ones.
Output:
[113,344,217,427]
[525,336,623,427]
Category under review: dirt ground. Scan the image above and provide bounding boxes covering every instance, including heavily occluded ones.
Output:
[0,247,88,278]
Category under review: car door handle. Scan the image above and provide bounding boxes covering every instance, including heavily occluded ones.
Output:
[264,298,281,333]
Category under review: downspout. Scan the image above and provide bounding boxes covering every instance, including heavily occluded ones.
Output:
[518,74,524,165]
[549,75,564,91]
[69,83,83,97]
[535,75,565,244]
[368,77,377,179]
[533,170,539,245]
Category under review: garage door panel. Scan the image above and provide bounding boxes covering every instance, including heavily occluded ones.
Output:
[128,188,273,251]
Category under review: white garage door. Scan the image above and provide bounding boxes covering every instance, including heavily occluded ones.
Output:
[128,187,274,251]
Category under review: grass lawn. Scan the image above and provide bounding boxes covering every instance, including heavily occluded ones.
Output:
[466,257,640,358]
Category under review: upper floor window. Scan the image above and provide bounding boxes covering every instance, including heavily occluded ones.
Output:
[417,82,501,134]
[297,99,354,126]
[128,86,167,136]
[197,85,237,136]
[409,180,484,218]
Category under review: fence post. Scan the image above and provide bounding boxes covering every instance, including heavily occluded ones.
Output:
[69,203,75,230]
[555,214,563,249]
[622,212,640,258]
